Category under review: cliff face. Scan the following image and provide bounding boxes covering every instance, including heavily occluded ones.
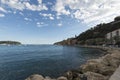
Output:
[54,16,120,45]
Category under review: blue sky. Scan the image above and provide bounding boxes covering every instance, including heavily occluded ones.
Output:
[0,0,120,44]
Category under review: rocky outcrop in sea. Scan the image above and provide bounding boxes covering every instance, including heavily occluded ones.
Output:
[25,47,120,80]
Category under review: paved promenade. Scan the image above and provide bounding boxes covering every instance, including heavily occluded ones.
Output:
[109,65,120,80]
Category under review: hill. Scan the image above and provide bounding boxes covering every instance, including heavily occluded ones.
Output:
[0,41,21,45]
[54,16,120,45]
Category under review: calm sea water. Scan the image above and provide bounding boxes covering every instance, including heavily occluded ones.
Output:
[0,45,104,80]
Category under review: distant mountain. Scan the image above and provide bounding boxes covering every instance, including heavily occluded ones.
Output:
[54,16,120,45]
[0,41,21,45]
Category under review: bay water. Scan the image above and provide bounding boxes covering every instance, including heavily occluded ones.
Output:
[0,45,104,80]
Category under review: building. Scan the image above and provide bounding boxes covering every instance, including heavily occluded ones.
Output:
[106,28,120,45]
[106,29,120,39]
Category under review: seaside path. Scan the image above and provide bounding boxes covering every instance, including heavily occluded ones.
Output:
[109,65,120,80]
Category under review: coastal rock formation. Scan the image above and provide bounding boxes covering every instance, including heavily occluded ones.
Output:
[25,48,120,80]
[64,49,120,80]
[25,74,44,80]
[57,76,68,80]
[25,75,68,80]
[82,72,107,80]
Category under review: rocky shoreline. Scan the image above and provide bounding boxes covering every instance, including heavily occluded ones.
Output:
[25,46,120,80]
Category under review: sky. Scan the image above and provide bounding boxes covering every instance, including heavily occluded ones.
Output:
[0,0,120,44]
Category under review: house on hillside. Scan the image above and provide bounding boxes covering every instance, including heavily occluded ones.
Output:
[106,28,120,45]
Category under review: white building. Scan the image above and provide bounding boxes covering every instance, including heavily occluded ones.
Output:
[106,28,120,39]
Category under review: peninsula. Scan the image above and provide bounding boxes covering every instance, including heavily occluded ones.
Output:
[54,16,120,46]
[0,41,21,45]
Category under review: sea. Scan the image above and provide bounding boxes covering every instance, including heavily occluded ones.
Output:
[0,45,104,80]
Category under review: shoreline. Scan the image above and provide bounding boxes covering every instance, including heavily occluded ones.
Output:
[25,46,120,80]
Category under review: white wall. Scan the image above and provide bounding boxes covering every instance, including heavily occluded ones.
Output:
[106,29,120,39]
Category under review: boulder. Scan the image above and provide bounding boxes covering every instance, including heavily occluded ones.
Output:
[80,51,120,76]
[25,74,44,80]
[57,76,67,80]
[80,59,103,73]
[64,71,73,80]
[80,72,107,80]
[44,76,56,80]
[101,53,120,67]
[64,70,82,80]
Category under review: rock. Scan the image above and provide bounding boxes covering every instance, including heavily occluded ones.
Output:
[80,72,107,80]
[99,66,115,76]
[25,74,44,80]
[64,71,73,80]
[44,76,56,80]
[44,76,52,80]
[64,70,82,80]
[57,76,67,80]
[102,53,120,68]
[80,59,103,73]
[80,51,120,76]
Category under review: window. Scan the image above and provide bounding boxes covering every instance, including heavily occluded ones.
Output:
[116,30,119,36]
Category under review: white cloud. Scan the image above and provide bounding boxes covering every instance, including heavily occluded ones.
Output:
[19,12,24,16]
[56,16,61,19]
[24,17,32,21]
[13,11,16,14]
[1,0,48,11]
[36,22,48,27]
[24,2,48,11]
[38,0,42,4]
[1,0,25,10]
[47,2,53,5]
[54,0,120,24]
[53,0,70,16]
[58,23,62,27]
[49,16,54,20]
[1,0,120,26]
[0,7,7,13]
[0,14,5,17]
[39,13,54,20]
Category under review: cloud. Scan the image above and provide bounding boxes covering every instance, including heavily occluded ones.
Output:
[1,0,25,10]
[56,16,61,19]
[49,16,54,20]
[1,0,120,26]
[19,12,24,16]
[39,13,54,20]
[0,14,5,17]
[58,23,62,27]
[53,0,70,16]
[47,2,53,5]
[54,0,120,24]
[24,2,48,11]
[0,7,7,13]
[36,22,48,27]
[1,0,48,11]
[24,17,32,21]
[38,0,42,4]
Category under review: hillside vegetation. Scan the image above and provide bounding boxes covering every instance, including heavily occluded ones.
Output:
[54,16,120,45]
[0,41,21,45]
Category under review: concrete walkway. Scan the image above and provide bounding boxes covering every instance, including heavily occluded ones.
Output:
[109,65,120,80]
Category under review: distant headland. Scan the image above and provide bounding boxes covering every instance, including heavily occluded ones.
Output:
[54,16,120,46]
[0,41,21,45]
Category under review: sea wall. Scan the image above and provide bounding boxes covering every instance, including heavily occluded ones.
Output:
[25,46,120,80]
